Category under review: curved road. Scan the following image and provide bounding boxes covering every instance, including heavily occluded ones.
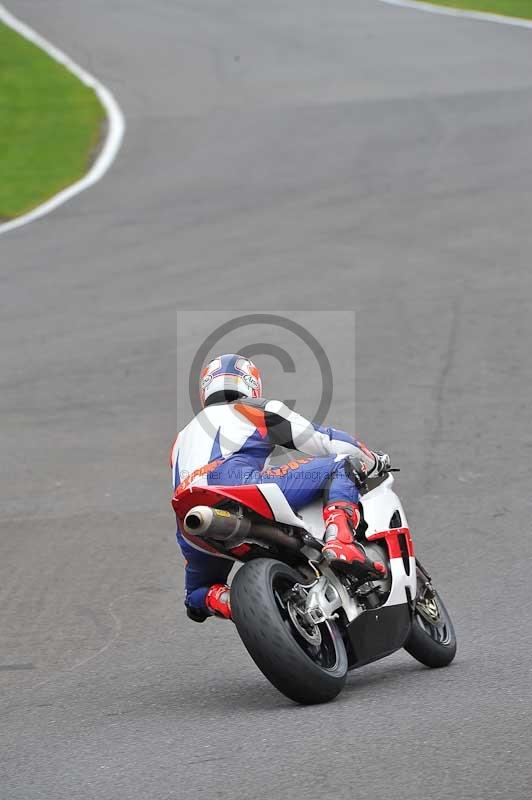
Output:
[2,2,532,798]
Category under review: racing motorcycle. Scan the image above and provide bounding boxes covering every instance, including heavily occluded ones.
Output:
[172,464,456,705]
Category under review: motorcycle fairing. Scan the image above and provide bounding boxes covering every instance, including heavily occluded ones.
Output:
[173,482,311,529]
[173,483,307,560]
[345,604,412,669]
[359,474,417,607]
[173,484,276,522]
[324,474,416,662]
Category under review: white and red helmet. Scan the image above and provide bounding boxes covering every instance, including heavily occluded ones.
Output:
[200,354,262,407]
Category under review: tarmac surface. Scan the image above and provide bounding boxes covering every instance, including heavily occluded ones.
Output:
[1,2,532,798]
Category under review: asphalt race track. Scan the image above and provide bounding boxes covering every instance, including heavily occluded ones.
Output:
[2,2,532,798]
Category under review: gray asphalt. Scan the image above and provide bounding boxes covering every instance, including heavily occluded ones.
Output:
[2,1,532,798]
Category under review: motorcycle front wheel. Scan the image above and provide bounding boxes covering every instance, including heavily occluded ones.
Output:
[231,558,347,705]
[404,563,457,668]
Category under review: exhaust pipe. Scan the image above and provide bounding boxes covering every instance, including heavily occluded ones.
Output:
[183,505,302,552]
[184,506,251,539]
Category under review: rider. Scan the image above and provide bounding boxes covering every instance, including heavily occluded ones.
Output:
[171,354,390,622]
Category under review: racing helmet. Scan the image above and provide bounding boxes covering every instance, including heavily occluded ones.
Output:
[200,354,262,407]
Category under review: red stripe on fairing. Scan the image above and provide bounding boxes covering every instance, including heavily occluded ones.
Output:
[172,484,275,521]
[220,485,275,519]
[366,527,414,559]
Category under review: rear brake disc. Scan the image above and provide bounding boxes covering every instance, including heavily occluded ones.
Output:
[287,601,322,645]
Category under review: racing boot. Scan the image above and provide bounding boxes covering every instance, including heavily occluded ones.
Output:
[205,583,232,620]
[322,501,387,581]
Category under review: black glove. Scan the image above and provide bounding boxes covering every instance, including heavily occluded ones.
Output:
[371,450,391,476]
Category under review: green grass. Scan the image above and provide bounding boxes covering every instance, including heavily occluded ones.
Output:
[0,22,105,219]
[422,0,532,18]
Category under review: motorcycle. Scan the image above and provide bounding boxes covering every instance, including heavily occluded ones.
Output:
[172,463,456,705]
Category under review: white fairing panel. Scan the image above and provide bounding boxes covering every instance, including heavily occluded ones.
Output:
[256,483,310,528]
[385,556,417,606]
[360,474,409,535]
[296,474,409,540]
[295,498,326,538]
[361,475,416,604]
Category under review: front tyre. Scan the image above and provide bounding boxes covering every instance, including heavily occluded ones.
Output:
[231,559,347,705]
[404,563,457,668]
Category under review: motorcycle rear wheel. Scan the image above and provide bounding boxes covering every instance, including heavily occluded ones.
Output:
[231,558,348,705]
[404,564,457,668]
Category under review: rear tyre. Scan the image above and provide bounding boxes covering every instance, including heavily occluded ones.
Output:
[404,564,457,668]
[231,558,347,704]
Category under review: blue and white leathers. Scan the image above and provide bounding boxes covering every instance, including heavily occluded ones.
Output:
[171,398,378,613]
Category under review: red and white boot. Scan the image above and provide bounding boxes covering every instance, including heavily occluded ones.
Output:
[322,501,387,581]
[205,583,232,619]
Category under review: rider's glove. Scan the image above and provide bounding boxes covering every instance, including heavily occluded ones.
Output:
[371,450,391,476]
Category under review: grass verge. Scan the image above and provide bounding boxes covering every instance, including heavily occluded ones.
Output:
[0,21,105,219]
[421,0,532,19]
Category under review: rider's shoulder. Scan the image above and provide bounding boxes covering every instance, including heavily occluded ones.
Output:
[263,399,294,417]
[226,396,291,415]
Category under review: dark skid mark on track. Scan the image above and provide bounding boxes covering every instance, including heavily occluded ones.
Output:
[0,663,35,671]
